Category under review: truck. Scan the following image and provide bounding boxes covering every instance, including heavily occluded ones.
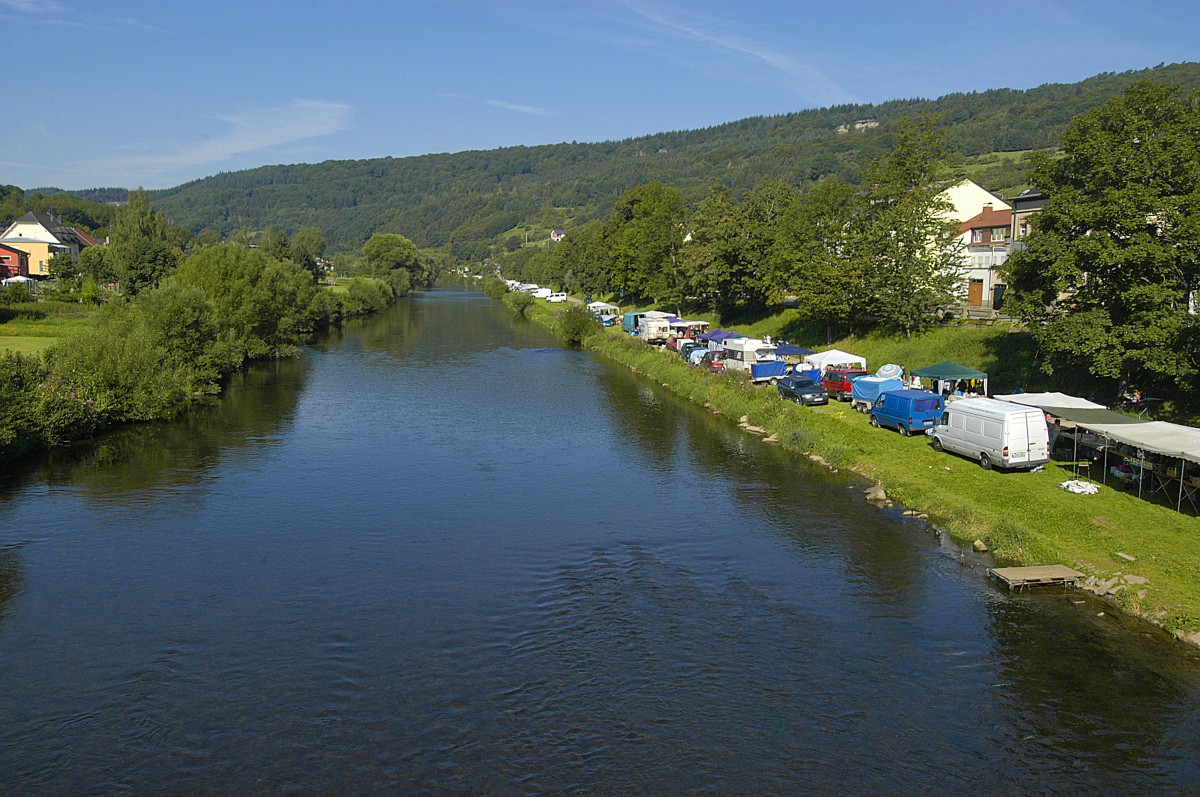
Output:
[930,397,1050,470]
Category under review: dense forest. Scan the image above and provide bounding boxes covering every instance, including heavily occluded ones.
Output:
[22,62,1200,260]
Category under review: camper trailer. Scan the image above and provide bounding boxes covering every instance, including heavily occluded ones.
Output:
[721,338,787,384]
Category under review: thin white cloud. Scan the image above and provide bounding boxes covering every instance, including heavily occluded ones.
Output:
[0,0,171,34]
[100,99,352,176]
[0,0,68,12]
[486,99,555,117]
[613,0,856,104]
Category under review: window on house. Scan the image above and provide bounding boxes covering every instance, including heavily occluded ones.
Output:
[991,227,1007,241]
[972,229,984,243]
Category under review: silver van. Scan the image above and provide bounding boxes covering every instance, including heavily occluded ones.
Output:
[931,397,1050,470]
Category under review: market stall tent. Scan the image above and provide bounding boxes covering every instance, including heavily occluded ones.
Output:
[802,349,866,374]
[910,361,988,396]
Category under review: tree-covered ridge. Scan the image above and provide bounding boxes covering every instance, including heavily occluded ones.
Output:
[90,62,1195,258]
[0,184,117,233]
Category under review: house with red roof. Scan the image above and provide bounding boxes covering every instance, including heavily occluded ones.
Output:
[954,204,1013,309]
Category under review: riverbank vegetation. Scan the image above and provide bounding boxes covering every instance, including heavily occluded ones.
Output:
[0,195,439,463]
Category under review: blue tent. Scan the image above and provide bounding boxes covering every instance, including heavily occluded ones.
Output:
[699,329,743,343]
[774,344,814,357]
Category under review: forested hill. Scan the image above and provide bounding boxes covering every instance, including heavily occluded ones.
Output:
[109,63,1200,257]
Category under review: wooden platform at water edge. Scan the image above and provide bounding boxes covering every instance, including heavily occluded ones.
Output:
[987,565,1084,591]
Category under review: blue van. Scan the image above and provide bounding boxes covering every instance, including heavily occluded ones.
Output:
[869,389,945,436]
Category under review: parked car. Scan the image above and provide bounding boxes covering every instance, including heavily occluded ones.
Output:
[532,287,552,299]
[821,368,869,401]
[546,292,568,303]
[777,376,828,405]
[698,350,727,373]
[679,341,705,361]
[869,390,944,436]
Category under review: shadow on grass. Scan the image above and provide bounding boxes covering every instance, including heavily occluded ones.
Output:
[0,305,49,324]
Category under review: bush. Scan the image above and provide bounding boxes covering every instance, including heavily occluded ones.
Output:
[557,304,600,347]
[505,290,535,317]
[482,276,509,299]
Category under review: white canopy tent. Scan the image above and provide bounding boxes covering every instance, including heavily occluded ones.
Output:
[802,349,866,374]
[994,392,1107,411]
[586,301,620,315]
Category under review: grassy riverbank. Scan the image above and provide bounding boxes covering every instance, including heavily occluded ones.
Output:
[523,299,1200,642]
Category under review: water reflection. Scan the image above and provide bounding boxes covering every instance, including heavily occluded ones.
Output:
[982,593,1200,789]
[0,547,20,632]
[593,361,930,614]
[0,358,307,506]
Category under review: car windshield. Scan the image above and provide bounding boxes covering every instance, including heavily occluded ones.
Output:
[793,378,817,388]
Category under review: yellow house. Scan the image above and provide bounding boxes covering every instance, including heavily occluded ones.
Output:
[0,211,92,277]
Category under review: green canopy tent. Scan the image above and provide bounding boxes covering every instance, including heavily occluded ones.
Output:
[909,361,988,397]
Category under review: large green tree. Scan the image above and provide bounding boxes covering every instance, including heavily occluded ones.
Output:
[1003,81,1200,392]
[606,182,686,304]
[858,116,961,338]
[109,188,179,296]
[772,176,869,341]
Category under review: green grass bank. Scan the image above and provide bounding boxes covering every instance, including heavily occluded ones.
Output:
[523,299,1200,645]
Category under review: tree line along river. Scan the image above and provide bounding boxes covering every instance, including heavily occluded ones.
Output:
[2,286,1199,795]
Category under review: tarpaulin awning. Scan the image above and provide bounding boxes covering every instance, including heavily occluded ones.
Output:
[1073,420,1200,465]
[994,392,1106,411]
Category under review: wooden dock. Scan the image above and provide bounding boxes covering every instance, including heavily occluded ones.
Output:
[988,565,1083,591]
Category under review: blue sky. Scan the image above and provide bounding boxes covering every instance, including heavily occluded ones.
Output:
[3,0,1198,191]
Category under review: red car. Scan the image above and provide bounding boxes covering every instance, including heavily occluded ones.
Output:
[820,368,869,401]
[698,350,727,373]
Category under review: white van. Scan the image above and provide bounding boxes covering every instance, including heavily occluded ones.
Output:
[931,397,1049,470]
[531,287,552,299]
[546,292,568,303]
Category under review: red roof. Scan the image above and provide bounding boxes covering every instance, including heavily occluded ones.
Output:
[70,227,104,247]
[959,206,1012,234]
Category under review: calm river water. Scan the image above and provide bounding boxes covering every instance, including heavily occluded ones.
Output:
[3,287,1200,795]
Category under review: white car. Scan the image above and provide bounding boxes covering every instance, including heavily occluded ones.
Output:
[532,287,552,299]
[546,292,568,303]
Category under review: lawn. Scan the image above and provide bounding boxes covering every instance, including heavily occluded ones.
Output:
[0,299,99,359]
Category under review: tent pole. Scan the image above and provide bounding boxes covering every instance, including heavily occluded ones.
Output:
[1073,431,1079,478]
[1180,456,1186,514]
[1138,451,1144,499]
[1102,436,1108,486]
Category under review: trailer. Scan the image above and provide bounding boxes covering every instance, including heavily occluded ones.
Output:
[850,376,905,413]
[721,338,785,384]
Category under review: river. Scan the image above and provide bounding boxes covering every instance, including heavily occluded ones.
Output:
[2,287,1199,795]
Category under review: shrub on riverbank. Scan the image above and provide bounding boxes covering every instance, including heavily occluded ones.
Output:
[557,305,601,347]
[505,290,535,317]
